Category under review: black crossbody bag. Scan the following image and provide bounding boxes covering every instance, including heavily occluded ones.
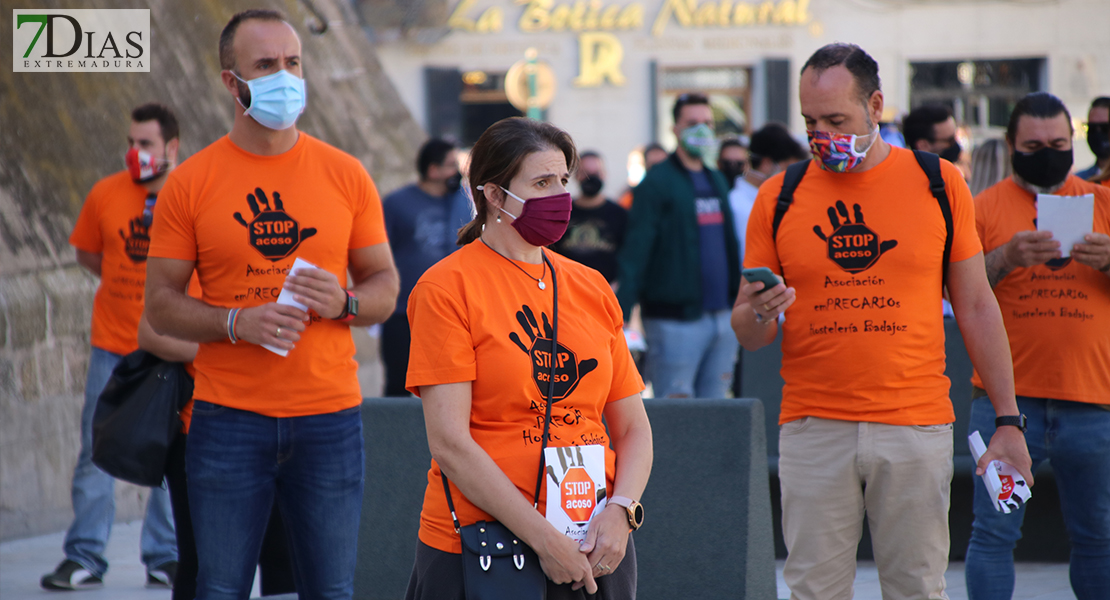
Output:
[440,251,559,600]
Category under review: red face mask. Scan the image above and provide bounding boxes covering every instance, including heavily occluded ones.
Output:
[125,147,170,183]
[497,186,572,247]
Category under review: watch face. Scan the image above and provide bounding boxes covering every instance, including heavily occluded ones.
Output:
[349,293,359,316]
[631,503,644,528]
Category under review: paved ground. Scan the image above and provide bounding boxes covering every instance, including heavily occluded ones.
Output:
[1,520,1076,599]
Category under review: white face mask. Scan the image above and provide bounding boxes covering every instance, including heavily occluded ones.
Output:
[233,69,307,130]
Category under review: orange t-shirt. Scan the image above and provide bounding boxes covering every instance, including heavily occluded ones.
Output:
[745,147,982,426]
[69,171,154,355]
[148,134,388,417]
[971,176,1110,404]
[406,242,644,553]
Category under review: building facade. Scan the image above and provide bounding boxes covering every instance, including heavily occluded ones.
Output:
[373,0,1110,192]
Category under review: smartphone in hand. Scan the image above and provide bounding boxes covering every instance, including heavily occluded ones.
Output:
[741,267,781,293]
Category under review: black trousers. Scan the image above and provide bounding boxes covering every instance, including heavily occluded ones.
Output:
[381,312,412,397]
[165,432,297,599]
[405,535,637,600]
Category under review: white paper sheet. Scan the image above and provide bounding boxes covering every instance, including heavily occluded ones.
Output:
[262,257,318,357]
[1037,193,1095,256]
[969,431,1032,513]
[544,445,607,545]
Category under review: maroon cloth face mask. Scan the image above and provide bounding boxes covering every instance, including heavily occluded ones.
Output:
[498,187,572,247]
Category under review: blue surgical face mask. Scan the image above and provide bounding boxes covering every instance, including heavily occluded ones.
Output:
[233,69,306,131]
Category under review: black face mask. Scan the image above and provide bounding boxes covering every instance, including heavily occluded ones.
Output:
[1088,124,1110,159]
[579,174,604,197]
[719,159,746,184]
[444,172,462,193]
[1011,147,1073,189]
[939,141,962,163]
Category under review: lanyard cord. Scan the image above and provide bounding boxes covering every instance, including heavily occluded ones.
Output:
[441,250,558,529]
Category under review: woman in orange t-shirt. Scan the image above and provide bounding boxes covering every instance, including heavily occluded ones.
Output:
[404,118,653,600]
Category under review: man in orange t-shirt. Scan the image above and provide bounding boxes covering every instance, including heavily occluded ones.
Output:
[965,92,1110,599]
[144,10,398,599]
[44,103,181,592]
[732,44,1032,600]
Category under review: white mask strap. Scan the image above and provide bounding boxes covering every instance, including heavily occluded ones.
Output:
[853,125,880,157]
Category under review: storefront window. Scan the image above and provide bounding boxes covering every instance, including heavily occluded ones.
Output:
[909,58,1046,130]
[656,65,753,151]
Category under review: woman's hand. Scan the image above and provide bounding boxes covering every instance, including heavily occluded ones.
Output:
[535,529,597,593]
[580,504,630,579]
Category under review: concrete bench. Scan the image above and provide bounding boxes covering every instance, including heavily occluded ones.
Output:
[353,397,777,599]
[740,318,1068,562]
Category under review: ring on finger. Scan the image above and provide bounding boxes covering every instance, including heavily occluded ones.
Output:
[276,327,282,338]
[763,303,772,312]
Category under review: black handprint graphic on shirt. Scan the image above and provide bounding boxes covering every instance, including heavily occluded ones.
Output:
[233,188,317,262]
[813,200,898,273]
[119,216,150,263]
[509,304,598,401]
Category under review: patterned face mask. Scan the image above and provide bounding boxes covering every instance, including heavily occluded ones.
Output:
[679,123,716,159]
[807,125,879,173]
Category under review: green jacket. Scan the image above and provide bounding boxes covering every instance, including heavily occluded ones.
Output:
[616,153,741,321]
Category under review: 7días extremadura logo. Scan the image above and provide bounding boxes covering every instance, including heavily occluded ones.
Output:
[13,9,149,72]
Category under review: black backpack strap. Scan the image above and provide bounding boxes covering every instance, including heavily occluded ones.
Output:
[772,159,811,242]
[911,150,953,290]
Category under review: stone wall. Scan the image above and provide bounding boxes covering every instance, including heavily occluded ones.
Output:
[0,0,421,541]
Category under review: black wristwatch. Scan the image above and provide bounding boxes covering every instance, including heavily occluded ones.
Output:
[995,414,1027,433]
[334,290,358,322]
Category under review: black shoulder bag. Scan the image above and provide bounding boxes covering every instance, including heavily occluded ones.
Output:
[92,349,193,487]
[440,251,559,600]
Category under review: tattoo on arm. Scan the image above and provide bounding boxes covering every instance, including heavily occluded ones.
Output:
[984,246,1012,288]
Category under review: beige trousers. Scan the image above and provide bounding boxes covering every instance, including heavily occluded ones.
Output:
[779,417,953,600]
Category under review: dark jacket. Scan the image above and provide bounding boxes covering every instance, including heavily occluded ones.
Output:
[616,153,741,321]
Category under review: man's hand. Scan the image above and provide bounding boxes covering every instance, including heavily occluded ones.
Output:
[285,267,347,319]
[1072,232,1110,272]
[741,275,795,322]
[579,504,630,582]
[977,425,1034,486]
[234,303,308,351]
[1003,230,1062,268]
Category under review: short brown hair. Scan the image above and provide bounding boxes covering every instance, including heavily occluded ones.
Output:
[457,118,578,246]
[672,92,710,124]
[131,102,179,142]
[802,43,881,105]
[219,9,287,71]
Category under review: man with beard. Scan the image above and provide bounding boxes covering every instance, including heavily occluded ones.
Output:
[733,43,1032,599]
[43,103,181,591]
[967,91,1110,600]
[144,10,398,598]
[381,138,471,396]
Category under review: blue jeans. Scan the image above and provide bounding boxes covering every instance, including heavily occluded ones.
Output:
[965,396,1110,600]
[643,310,739,399]
[186,401,365,600]
[64,347,177,576]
